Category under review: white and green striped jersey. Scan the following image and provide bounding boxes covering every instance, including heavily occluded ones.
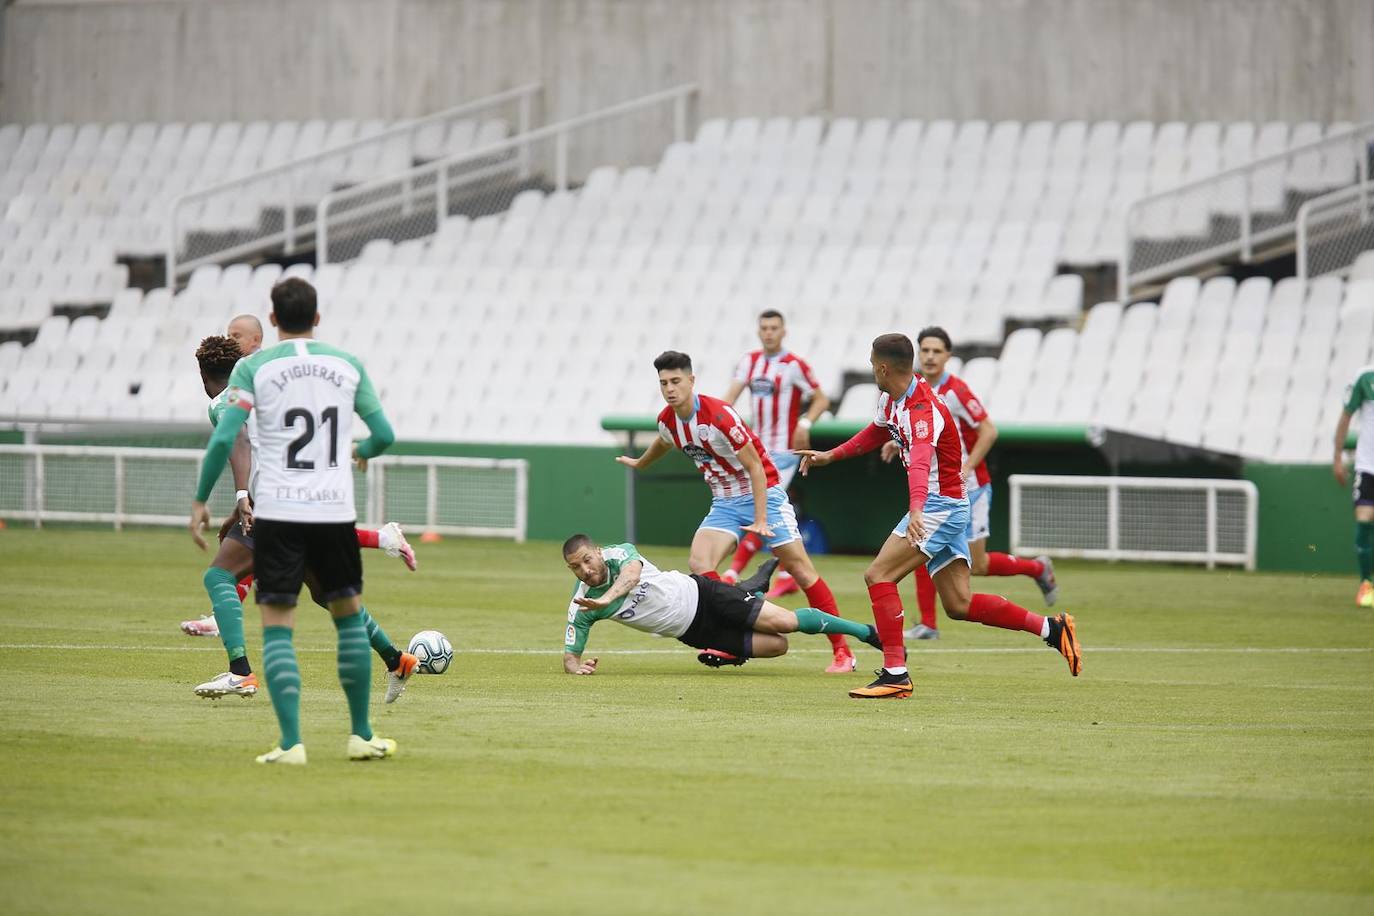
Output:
[564,544,700,655]
[1344,366,1374,474]
[223,338,383,523]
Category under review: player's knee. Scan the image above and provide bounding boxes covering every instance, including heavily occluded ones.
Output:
[942,594,970,618]
[202,567,226,591]
[688,555,713,575]
[862,565,886,588]
[970,555,990,576]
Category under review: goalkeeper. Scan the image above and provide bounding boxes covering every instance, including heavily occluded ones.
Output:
[560,534,882,674]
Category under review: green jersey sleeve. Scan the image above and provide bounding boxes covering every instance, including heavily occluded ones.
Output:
[1344,370,1374,413]
[207,392,225,428]
[354,361,382,418]
[226,356,256,396]
[565,585,595,655]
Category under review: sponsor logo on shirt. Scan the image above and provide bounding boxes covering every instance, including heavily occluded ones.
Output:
[682,443,712,463]
[749,377,776,396]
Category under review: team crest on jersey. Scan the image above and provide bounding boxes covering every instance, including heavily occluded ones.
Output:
[749,377,776,396]
[225,387,253,411]
[914,419,930,439]
[696,425,713,441]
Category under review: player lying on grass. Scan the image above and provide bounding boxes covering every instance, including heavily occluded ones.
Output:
[796,333,1082,699]
[615,350,858,674]
[181,315,415,638]
[560,535,882,674]
[188,335,421,705]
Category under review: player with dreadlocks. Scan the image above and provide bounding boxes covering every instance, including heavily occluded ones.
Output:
[189,335,422,703]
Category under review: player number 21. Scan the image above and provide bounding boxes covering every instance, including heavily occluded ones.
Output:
[284,406,339,470]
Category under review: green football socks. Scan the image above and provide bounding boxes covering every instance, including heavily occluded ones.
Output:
[334,612,373,740]
[203,566,249,672]
[359,605,402,671]
[1357,520,1373,581]
[794,607,881,648]
[262,625,302,749]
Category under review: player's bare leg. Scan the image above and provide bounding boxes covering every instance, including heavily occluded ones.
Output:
[933,561,1081,676]
[192,538,259,698]
[772,540,855,672]
[688,528,738,579]
[850,535,925,698]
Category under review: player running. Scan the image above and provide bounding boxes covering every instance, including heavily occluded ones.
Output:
[560,535,881,673]
[188,335,421,705]
[886,327,1058,640]
[1334,363,1374,607]
[615,350,858,673]
[190,278,400,764]
[797,333,1082,699]
[181,313,415,639]
[720,309,831,599]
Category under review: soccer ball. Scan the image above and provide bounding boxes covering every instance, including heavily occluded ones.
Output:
[408,630,453,674]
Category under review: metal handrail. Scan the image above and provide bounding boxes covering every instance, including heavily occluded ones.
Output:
[166,83,542,282]
[1119,119,1374,301]
[1296,183,1374,281]
[316,83,698,263]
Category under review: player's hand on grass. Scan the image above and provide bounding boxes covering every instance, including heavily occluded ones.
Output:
[743,520,775,539]
[794,449,831,476]
[189,501,211,551]
[906,511,927,549]
[574,594,613,611]
[880,440,901,464]
[574,657,599,675]
[1334,458,1349,487]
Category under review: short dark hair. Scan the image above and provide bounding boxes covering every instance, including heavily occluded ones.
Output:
[195,335,242,381]
[758,309,785,323]
[916,326,953,352]
[562,533,595,557]
[270,278,317,332]
[871,333,915,369]
[653,350,693,373]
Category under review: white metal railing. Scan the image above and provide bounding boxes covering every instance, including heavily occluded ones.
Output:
[166,83,541,283]
[1296,183,1374,281]
[316,83,697,264]
[1120,121,1374,301]
[0,445,528,541]
[1009,474,1258,570]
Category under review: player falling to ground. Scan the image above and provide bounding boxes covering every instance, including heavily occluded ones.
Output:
[1334,364,1374,607]
[720,309,831,600]
[190,278,399,764]
[560,535,881,673]
[884,327,1058,640]
[181,313,415,638]
[796,333,1082,698]
[187,335,420,704]
[615,350,858,673]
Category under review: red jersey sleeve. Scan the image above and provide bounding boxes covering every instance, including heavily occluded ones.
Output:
[949,379,988,427]
[791,357,821,395]
[905,406,933,509]
[710,404,752,451]
[830,422,889,461]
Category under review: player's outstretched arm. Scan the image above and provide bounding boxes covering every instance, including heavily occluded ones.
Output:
[574,560,643,610]
[616,437,671,471]
[1334,409,1353,486]
[228,427,253,534]
[797,421,889,475]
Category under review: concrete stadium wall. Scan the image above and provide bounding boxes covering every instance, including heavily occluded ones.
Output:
[3,0,1372,125]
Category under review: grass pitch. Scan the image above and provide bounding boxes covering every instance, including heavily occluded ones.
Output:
[1,528,1372,914]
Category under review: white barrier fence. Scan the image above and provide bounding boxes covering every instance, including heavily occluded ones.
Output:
[0,446,527,541]
[1296,183,1374,281]
[1009,474,1257,569]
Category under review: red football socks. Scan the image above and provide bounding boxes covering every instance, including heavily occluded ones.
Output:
[702,570,722,581]
[355,528,380,549]
[235,575,253,602]
[985,553,1044,578]
[915,565,938,629]
[803,577,847,651]
[729,532,764,575]
[967,593,1044,635]
[867,582,907,669]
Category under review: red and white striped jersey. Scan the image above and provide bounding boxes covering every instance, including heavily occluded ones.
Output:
[732,350,822,455]
[933,372,991,488]
[876,377,967,503]
[657,394,780,499]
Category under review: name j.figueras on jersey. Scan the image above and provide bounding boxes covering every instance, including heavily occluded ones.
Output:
[266,362,349,392]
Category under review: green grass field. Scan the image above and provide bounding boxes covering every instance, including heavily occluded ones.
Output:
[1,527,1372,914]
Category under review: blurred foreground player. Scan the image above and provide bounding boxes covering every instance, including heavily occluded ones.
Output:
[1334,364,1374,607]
[190,279,400,763]
[797,333,1082,698]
